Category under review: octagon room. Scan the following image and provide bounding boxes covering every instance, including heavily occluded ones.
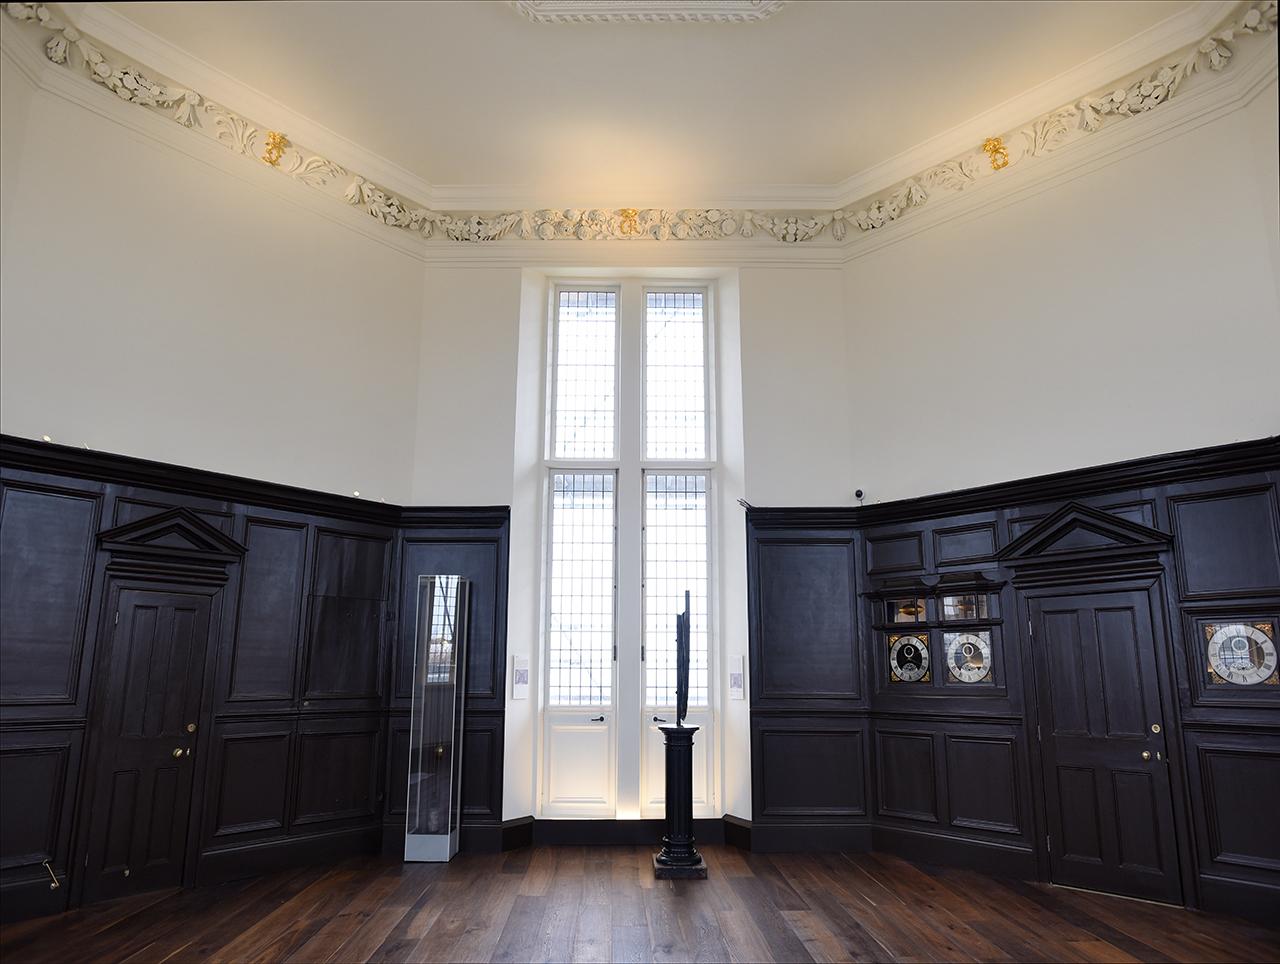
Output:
[1,1,1278,962]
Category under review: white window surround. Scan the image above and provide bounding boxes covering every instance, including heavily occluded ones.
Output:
[538,279,720,820]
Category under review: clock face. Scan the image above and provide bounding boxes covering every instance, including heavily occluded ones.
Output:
[1206,622,1278,686]
[945,631,992,684]
[889,634,929,683]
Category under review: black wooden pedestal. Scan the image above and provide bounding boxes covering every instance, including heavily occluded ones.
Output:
[653,724,707,879]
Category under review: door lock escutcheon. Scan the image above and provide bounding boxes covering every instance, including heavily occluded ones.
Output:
[1151,723,1161,734]
[186,723,197,733]
[172,747,184,759]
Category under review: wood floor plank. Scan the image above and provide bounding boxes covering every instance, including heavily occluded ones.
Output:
[4,844,1278,964]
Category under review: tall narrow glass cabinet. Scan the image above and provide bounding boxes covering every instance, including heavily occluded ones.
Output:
[405,575,470,861]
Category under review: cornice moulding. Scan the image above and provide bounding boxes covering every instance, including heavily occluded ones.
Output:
[68,2,436,207]
[3,1,1276,252]
[508,1,786,24]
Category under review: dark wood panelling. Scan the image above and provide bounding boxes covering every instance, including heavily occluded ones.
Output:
[752,717,866,821]
[1189,735,1280,874]
[396,537,507,707]
[0,483,100,706]
[292,718,381,828]
[227,520,307,703]
[384,717,410,819]
[751,536,858,702]
[1172,487,1280,599]
[460,713,503,824]
[875,730,938,823]
[1,437,512,922]
[206,720,293,841]
[866,532,924,574]
[746,436,1278,920]
[0,730,81,874]
[944,734,1020,834]
[933,522,997,566]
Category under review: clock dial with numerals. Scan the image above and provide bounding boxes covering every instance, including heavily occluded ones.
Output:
[1206,622,1277,686]
[889,634,930,683]
[945,631,992,683]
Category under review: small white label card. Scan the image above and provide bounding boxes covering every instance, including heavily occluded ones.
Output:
[729,653,745,700]
[512,654,530,700]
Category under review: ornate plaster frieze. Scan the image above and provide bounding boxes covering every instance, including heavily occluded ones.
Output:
[508,1,787,24]
[3,1,1276,245]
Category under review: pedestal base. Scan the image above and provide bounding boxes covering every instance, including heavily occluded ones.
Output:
[653,853,708,879]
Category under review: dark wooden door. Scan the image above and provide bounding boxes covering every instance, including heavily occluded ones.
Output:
[1028,587,1181,903]
[82,589,212,903]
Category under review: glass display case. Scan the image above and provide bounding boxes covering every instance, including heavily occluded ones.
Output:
[405,575,470,862]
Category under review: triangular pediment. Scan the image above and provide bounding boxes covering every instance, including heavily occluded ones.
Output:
[998,502,1170,564]
[98,507,246,560]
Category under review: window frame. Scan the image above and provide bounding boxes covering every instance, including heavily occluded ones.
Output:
[546,283,623,466]
[640,284,714,466]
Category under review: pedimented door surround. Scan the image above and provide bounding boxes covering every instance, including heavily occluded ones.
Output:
[1001,504,1185,903]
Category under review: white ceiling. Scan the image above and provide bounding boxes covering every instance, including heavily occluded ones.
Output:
[95,0,1195,205]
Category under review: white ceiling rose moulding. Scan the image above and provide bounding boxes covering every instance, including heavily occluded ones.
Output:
[2,1,1276,254]
[508,1,788,25]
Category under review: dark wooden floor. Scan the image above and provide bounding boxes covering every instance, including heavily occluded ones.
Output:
[2,846,1277,963]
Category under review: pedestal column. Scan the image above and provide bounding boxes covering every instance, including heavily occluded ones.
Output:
[653,724,707,878]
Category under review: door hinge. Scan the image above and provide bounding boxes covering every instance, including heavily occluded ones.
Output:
[114,611,119,626]
[1045,834,1051,851]
[1037,724,1041,741]
[84,853,89,868]
[1027,618,1033,639]
[613,644,617,662]
[641,644,645,662]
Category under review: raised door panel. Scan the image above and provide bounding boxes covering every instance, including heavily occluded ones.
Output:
[543,717,614,817]
[227,520,307,704]
[205,721,293,842]
[754,539,857,701]
[293,719,380,828]
[0,484,100,707]
[934,522,998,567]
[866,533,924,574]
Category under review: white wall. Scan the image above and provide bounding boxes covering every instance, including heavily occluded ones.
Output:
[842,80,1280,505]
[412,267,523,505]
[0,86,423,502]
[1,48,37,243]
[738,266,855,505]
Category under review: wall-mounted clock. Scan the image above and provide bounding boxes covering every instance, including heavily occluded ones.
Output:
[944,631,992,683]
[889,633,930,683]
[1205,621,1278,686]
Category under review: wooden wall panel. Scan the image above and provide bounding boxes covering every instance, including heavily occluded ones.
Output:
[293,718,381,828]
[875,730,938,823]
[752,717,865,821]
[1172,488,1280,599]
[752,536,858,702]
[303,531,390,703]
[944,734,1020,835]
[205,721,293,842]
[227,520,307,703]
[0,484,99,707]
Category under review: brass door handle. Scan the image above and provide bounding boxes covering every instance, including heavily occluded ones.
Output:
[172,747,184,759]
[1141,750,1152,761]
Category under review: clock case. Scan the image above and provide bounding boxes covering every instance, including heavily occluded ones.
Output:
[1183,606,1280,709]
[869,571,1007,696]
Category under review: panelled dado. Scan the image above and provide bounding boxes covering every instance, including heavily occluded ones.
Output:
[745,436,1280,920]
[0,436,509,921]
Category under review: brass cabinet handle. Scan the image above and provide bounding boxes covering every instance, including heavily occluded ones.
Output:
[1141,750,1152,761]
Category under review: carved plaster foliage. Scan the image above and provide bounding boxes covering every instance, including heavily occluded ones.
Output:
[3,1,1276,245]
[508,1,787,24]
